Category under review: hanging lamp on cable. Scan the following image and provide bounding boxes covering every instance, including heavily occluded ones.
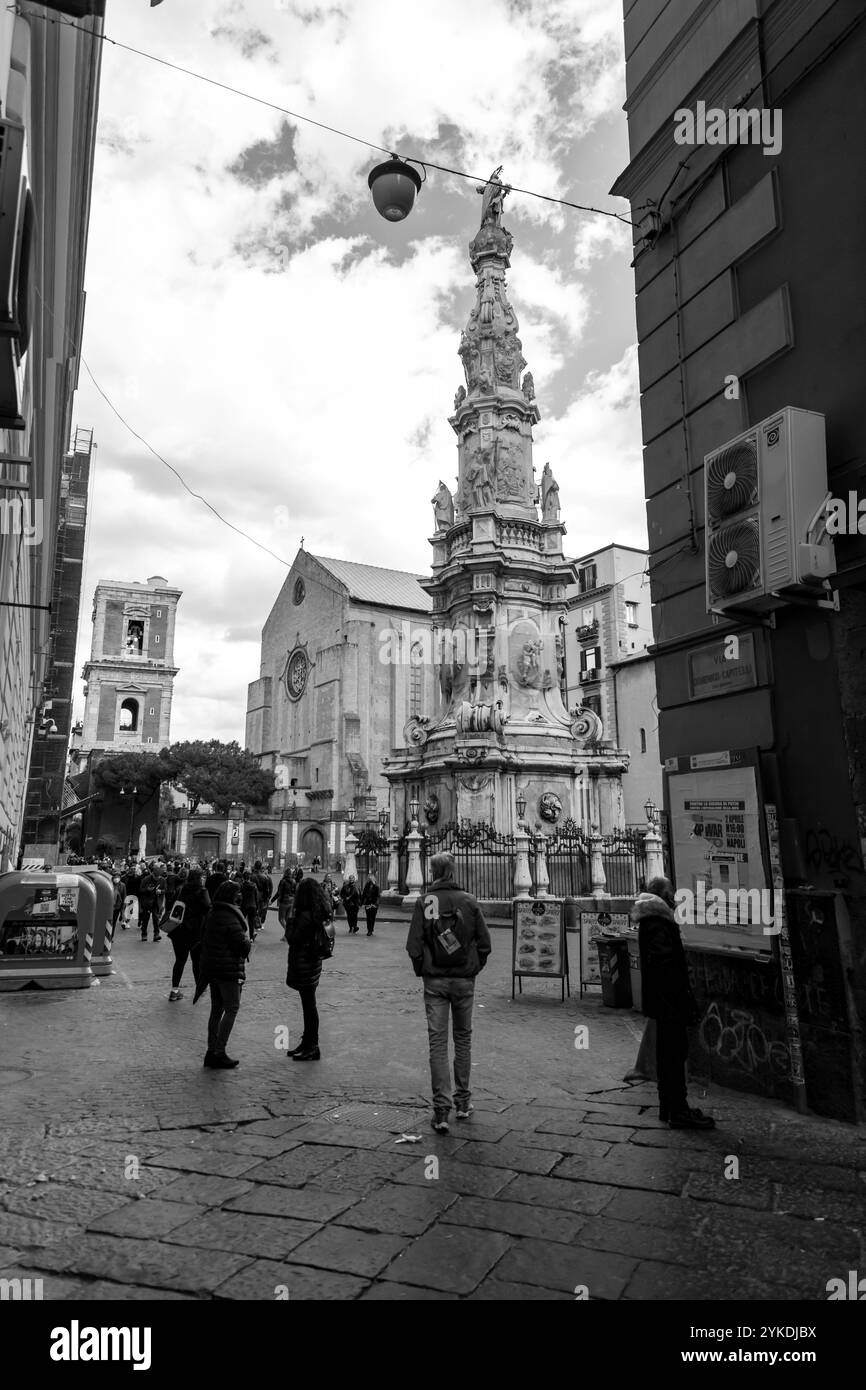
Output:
[367,156,423,222]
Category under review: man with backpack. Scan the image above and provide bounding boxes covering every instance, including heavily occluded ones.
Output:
[406,852,492,1133]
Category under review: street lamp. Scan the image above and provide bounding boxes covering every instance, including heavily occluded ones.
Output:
[119,784,138,859]
[516,789,527,827]
[644,797,658,826]
[367,157,422,222]
[378,808,390,834]
[347,804,355,824]
[409,796,420,826]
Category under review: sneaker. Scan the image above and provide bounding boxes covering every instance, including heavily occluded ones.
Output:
[168,988,182,1001]
[455,1104,474,1121]
[431,1112,450,1134]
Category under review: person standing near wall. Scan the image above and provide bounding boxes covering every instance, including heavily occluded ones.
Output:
[361,874,379,936]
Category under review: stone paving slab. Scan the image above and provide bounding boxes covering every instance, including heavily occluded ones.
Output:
[0,1183,131,1225]
[310,1149,417,1195]
[333,1183,458,1236]
[467,1276,573,1300]
[243,1144,355,1187]
[440,1194,586,1244]
[224,1184,360,1223]
[379,1225,512,1294]
[493,1237,638,1299]
[26,1233,253,1295]
[683,1170,774,1210]
[212,1259,369,1301]
[622,1259,801,1302]
[360,1280,458,1300]
[449,1139,562,1175]
[285,1225,410,1278]
[391,1158,518,1199]
[498,1173,621,1214]
[145,1148,262,1179]
[154,1174,256,1207]
[514,1130,612,1159]
[87,1199,203,1239]
[164,1210,322,1259]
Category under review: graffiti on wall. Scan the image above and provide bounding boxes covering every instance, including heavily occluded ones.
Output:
[697,1001,791,1079]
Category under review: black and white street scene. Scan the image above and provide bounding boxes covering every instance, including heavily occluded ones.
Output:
[1,0,865,1343]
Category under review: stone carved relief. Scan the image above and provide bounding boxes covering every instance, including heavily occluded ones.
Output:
[403,715,431,747]
[569,706,604,742]
[539,792,562,823]
[516,639,542,688]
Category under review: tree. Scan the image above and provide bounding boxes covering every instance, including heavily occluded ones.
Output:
[165,739,273,815]
[92,751,169,798]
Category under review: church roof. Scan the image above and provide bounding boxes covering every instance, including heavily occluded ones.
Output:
[312,555,433,613]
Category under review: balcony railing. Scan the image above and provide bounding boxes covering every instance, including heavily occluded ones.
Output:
[579,668,601,684]
[577,620,599,640]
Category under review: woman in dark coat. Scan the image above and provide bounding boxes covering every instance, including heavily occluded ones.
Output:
[632,876,714,1130]
[285,877,330,1061]
[238,871,261,941]
[167,868,211,1001]
[195,880,251,1069]
[339,874,361,933]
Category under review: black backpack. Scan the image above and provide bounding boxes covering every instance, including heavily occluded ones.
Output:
[423,892,471,968]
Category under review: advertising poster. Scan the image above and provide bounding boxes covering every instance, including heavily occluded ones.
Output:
[512,899,568,999]
[665,748,771,953]
[579,911,630,991]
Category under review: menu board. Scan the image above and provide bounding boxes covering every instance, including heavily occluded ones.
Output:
[512,899,568,998]
[579,911,630,991]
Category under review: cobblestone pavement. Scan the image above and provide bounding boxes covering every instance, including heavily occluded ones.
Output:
[1,910,864,1300]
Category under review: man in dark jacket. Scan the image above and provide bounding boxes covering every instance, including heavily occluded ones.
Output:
[360,874,380,935]
[205,860,227,899]
[272,868,297,931]
[406,853,492,1133]
[196,880,252,1070]
[632,876,714,1130]
[252,860,273,916]
[138,865,161,943]
[339,874,361,933]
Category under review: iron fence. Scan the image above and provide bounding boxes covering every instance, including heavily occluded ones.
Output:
[600,827,648,896]
[544,820,592,896]
[421,822,516,899]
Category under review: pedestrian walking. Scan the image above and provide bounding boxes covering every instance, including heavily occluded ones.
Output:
[238,871,261,941]
[112,874,126,930]
[272,867,296,931]
[205,859,226,899]
[360,873,379,935]
[194,881,252,1069]
[321,872,339,920]
[252,860,273,923]
[632,876,715,1130]
[339,874,360,932]
[167,868,211,1001]
[138,864,161,942]
[284,877,332,1061]
[406,852,491,1133]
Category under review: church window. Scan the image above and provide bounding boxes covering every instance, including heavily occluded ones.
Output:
[293,577,305,605]
[640,727,647,753]
[409,641,423,716]
[125,621,143,654]
[119,699,139,732]
[154,634,160,644]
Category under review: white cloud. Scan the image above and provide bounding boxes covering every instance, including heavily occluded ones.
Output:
[72,0,637,743]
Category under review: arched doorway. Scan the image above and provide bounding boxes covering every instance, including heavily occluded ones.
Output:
[249,832,276,869]
[192,832,219,863]
[301,826,325,868]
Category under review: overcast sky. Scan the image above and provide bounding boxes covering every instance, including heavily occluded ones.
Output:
[72,0,646,743]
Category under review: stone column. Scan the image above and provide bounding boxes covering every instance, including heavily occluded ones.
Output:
[513,828,532,899]
[279,817,288,861]
[645,822,664,883]
[533,833,550,897]
[343,830,358,883]
[590,826,607,898]
[403,828,424,905]
[387,834,400,892]
[178,816,188,856]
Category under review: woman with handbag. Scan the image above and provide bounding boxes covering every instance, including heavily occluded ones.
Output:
[167,868,211,1001]
[285,877,333,1061]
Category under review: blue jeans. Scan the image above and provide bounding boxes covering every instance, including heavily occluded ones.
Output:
[423,977,475,1115]
[207,979,242,1056]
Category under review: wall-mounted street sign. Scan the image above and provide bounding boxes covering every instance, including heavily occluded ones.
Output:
[687,633,757,702]
[512,898,569,1001]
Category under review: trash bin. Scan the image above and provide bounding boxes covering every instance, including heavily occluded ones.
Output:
[0,871,97,990]
[70,868,116,977]
[596,935,632,1008]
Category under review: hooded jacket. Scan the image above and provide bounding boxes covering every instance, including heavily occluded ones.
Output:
[406,877,492,980]
[198,900,252,983]
[631,891,697,1022]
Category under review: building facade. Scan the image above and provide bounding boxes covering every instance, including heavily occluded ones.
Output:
[242,548,435,867]
[79,576,181,753]
[612,0,866,1119]
[563,542,654,732]
[0,2,103,870]
[20,431,92,859]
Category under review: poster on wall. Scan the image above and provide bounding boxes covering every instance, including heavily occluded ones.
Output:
[664,747,772,953]
[512,899,569,1000]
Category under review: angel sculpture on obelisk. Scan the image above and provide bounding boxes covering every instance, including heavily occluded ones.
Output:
[476,165,511,227]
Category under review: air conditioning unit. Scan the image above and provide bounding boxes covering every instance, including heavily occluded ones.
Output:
[0,117,33,429]
[704,407,834,615]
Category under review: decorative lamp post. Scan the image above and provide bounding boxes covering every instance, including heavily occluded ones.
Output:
[644,798,664,882]
[367,157,422,222]
[344,802,358,882]
[515,789,527,830]
[119,784,138,860]
[404,796,423,905]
